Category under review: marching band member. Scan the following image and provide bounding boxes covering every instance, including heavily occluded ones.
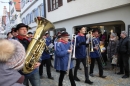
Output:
[89,29,106,78]
[55,32,76,86]
[74,27,93,85]
[15,23,41,86]
[39,35,54,80]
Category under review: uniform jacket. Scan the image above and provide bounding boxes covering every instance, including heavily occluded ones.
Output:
[90,37,100,58]
[54,41,73,71]
[75,34,87,59]
[41,39,51,60]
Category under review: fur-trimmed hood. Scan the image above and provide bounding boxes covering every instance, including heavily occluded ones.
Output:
[0,39,15,62]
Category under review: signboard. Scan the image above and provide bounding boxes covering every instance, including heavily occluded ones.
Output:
[128,25,130,38]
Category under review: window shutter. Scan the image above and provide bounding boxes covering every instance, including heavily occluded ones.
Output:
[48,0,51,12]
[58,0,63,7]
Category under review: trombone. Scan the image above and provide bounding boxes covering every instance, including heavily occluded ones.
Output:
[86,30,94,67]
[67,34,76,75]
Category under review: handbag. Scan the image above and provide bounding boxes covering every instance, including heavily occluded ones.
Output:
[111,55,117,65]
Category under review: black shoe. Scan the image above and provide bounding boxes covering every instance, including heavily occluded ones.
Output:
[89,73,94,77]
[99,75,106,78]
[48,77,54,80]
[122,75,129,78]
[79,68,82,70]
[74,77,80,81]
[85,80,93,85]
[56,70,60,72]
[40,76,44,79]
[117,72,124,75]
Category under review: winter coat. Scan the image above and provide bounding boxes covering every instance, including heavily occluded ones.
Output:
[54,42,73,71]
[0,39,24,86]
[117,37,130,55]
[75,35,87,59]
[107,38,119,58]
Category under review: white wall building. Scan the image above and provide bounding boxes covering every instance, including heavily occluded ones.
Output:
[9,0,22,29]
[20,0,45,33]
[45,0,130,37]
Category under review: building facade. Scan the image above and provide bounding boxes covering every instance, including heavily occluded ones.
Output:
[45,0,130,38]
[20,0,45,33]
[9,0,21,29]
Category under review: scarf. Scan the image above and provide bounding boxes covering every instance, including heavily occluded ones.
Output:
[60,39,68,44]
[17,35,30,42]
[78,33,84,36]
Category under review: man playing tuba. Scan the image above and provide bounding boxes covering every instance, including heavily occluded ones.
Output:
[15,23,41,86]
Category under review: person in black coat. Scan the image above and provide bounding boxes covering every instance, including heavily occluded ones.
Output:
[117,31,130,78]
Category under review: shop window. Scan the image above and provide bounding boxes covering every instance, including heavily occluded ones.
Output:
[55,28,66,35]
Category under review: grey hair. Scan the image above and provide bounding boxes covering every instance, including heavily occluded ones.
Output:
[121,31,127,36]
[111,33,117,37]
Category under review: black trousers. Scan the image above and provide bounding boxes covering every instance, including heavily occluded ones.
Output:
[90,58,103,76]
[59,69,76,86]
[74,58,89,81]
[118,54,129,76]
[39,58,52,78]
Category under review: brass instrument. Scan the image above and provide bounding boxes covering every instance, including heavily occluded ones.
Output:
[72,34,76,59]
[86,30,94,66]
[67,34,76,75]
[22,17,55,74]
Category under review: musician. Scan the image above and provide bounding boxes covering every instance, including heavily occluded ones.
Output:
[74,27,93,85]
[15,23,41,86]
[39,35,54,80]
[89,29,106,78]
[55,32,76,86]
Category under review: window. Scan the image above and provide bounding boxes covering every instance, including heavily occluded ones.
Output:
[22,18,25,24]
[40,4,44,17]
[28,14,31,24]
[21,0,25,9]
[67,0,72,2]
[55,28,66,35]
[47,0,63,12]
[26,15,28,25]
[31,11,34,23]
[36,7,39,17]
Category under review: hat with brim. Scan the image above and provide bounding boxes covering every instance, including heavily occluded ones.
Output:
[15,23,29,31]
[60,32,70,37]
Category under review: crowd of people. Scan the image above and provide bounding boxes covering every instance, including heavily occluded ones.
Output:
[0,23,129,86]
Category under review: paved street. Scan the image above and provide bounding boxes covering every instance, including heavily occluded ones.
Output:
[40,61,130,86]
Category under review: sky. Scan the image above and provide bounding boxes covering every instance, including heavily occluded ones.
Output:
[0,0,9,16]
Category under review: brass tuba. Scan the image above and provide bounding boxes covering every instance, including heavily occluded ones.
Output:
[22,17,55,74]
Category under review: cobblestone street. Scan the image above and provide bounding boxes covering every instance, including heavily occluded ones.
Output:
[40,61,130,86]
